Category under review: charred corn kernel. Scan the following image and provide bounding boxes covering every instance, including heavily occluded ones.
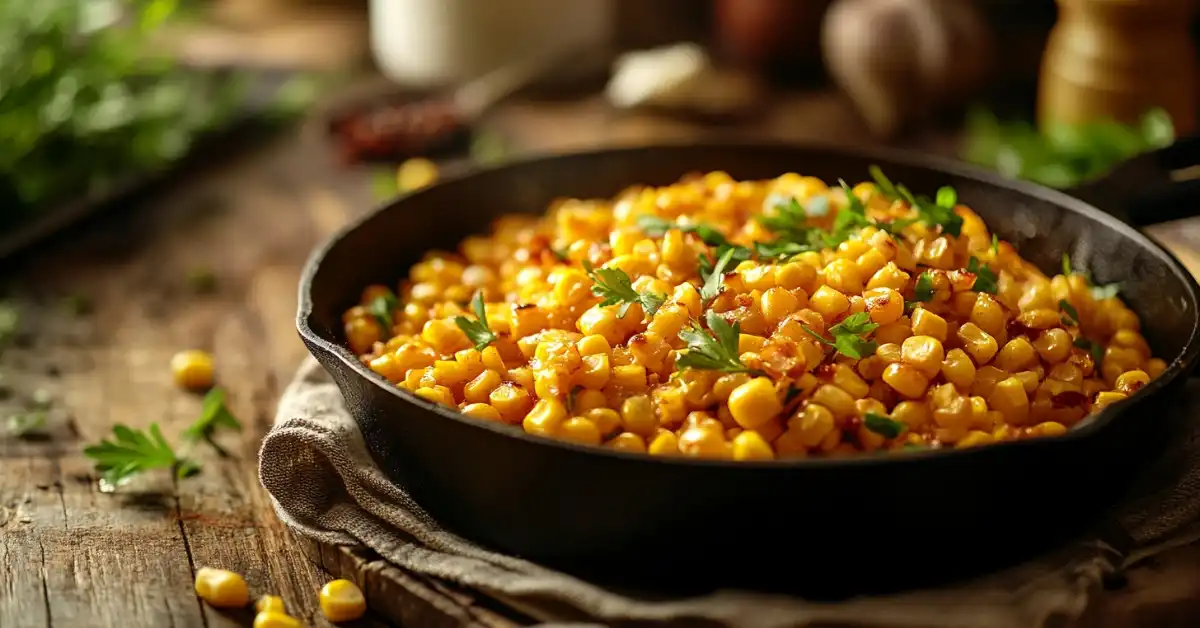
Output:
[461,403,503,421]
[931,383,972,431]
[1033,328,1072,363]
[994,337,1037,372]
[957,322,999,365]
[892,401,931,430]
[577,334,611,357]
[432,360,470,387]
[414,386,455,407]
[1115,370,1150,395]
[583,408,622,436]
[883,363,930,399]
[970,294,1007,339]
[320,578,366,622]
[577,306,623,345]
[900,336,945,377]
[727,377,783,428]
[171,349,215,391]
[559,417,603,445]
[606,431,647,452]
[732,430,775,460]
[620,395,657,436]
[523,398,568,436]
[941,348,976,390]
[862,288,903,325]
[989,377,1030,425]
[648,430,680,455]
[1029,421,1068,438]
[611,364,648,392]
[809,285,850,319]
[713,373,752,401]
[253,612,301,628]
[811,384,857,418]
[792,403,835,446]
[831,364,870,398]
[256,595,285,614]
[910,308,947,342]
[576,354,611,390]
[866,263,910,291]
[489,384,532,423]
[194,567,249,608]
[1094,390,1127,409]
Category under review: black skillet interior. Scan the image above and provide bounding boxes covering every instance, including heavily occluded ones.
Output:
[298,141,1200,598]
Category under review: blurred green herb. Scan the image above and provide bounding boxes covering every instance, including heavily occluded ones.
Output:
[962,108,1175,189]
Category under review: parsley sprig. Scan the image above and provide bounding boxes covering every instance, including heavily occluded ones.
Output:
[1059,299,1080,327]
[83,387,242,490]
[676,310,758,374]
[1062,253,1121,300]
[804,311,880,359]
[864,412,907,439]
[700,247,738,303]
[367,288,399,332]
[453,291,499,350]
[966,257,998,294]
[637,215,731,248]
[869,166,964,236]
[914,271,935,301]
[583,262,665,318]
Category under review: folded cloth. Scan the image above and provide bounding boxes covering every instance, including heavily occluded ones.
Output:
[260,357,1200,628]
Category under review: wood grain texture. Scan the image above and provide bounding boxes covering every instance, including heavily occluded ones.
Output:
[2,85,1200,628]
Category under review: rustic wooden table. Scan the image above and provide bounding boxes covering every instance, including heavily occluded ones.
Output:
[3,90,1200,628]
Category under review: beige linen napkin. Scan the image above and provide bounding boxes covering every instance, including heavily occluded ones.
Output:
[260,357,1200,628]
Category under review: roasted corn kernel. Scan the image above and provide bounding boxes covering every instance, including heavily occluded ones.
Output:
[320,579,367,622]
[194,567,249,608]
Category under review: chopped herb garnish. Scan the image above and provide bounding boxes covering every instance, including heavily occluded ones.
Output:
[6,412,45,437]
[676,310,757,374]
[700,247,738,303]
[753,239,818,261]
[966,257,998,294]
[914,271,935,302]
[804,311,880,359]
[1062,252,1073,277]
[1074,337,1105,367]
[1059,299,1079,326]
[583,262,665,318]
[758,197,822,244]
[187,266,218,294]
[453,291,499,350]
[864,412,907,439]
[936,186,957,209]
[991,233,1000,254]
[869,166,964,236]
[367,289,399,332]
[637,215,731,247]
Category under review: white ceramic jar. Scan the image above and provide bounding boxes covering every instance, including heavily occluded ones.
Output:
[369,0,612,88]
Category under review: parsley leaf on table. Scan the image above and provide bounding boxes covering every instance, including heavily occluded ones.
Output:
[804,311,880,360]
[676,311,758,374]
[453,291,499,350]
[84,423,195,490]
[181,388,242,455]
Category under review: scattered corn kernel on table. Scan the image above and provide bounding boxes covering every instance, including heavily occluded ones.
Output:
[3,90,1200,628]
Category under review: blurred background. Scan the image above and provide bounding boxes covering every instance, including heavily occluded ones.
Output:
[0,0,1196,255]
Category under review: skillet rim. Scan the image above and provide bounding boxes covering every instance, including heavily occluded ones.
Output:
[297,138,1200,470]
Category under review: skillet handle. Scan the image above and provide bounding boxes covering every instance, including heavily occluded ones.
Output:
[1069,136,1200,227]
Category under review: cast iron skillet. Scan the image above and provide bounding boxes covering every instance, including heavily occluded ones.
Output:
[297,139,1200,597]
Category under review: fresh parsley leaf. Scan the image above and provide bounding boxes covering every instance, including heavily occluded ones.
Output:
[367,289,399,332]
[757,197,818,243]
[864,412,907,439]
[914,271,935,301]
[1090,283,1120,300]
[637,215,731,247]
[826,180,872,246]
[936,186,958,209]
[868,166,964,236]
[868,165,899,199]
[181,387,242,452]
[991,233,1000,254]
[6,412,46,437]
[584,263,665,318]
[453,291,498,350]
[804,311,880,359]
[1074,337,1105,367]
[676,311,757,373]
[966,257,998,294]
[700,247,738,303]
[753,239,817,261]
[83,423,194,489]
[636,215,675,237]
[1062,252,1073,277]
[1059,299,1079,326]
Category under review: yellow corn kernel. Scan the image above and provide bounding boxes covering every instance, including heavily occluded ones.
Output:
[648,303,690,338]
[577,306,623,345]
[875,342,903,364]
[930,383,972,431]
[823,258,864,293]
[523,398,568,437]
[1115,369,1150,395]
[900,336,945,377]
[461,403,503,421]
[253,612,302,628]
[732,430,775,460]
[559,417,602,445]
[874,319,912,346]
[776,262,817,291]
[970,293,1007,339]
[583,408,622,437]
[489,383,532,423]
[712,373,752,401]
[792,403,836,446]
[866,262,910,291]
[883,363,930,399]
[994,337,1036,372]
[575,354,611,390]
[1028,421,1068,438]
[861,288,903,325]
[727,377,783,428]
[1146,358,1168,378]
[414,386,455,407]
[652,386,689,428]
[256,595,285,614]
[620,395,657,436]
[552,269,592,305]
[809,285,850,319]
[171,349,215,391]
[320,579,366,622]
[738,334,768,354]
[606,432,647,453]
[956,431,994,449]
[432,359,471,387]
[574,389,607,413]
[760,287,801,327]
[679,425,729,458]
[1111,329,1150,359]
[957,322,999,365]
[194,567,250,608]
[810,384,857,418]
[345,317,383,355]
[891,400,931,430]
[1032,328,1072,364]
[1013,370,1040,394]
[989,377,1030,425]
[421,318,470,354]
[648,430,680,455]
[910,308,948,342]
[940,348,976,390]
[479,345,506,372]
[1094,390,1128,409]
[577,334,611,357]
[831,364,870,398]
[611,364,648,393]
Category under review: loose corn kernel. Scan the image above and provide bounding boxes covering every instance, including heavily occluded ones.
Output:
[577,334,611,357]
[956,431,994,448]
[577,306,623,345]
[941,348,976,390]
[761,288,801,327]
[421,318,470,354]
[1033,328,1072,364]
[171,349,215,391]
[679,425,729,458]
[957,322,999,365]
[900,336,945,377]
[891,400,931,430]
[583,408,622,437]
[1028,421,1068,438]
[831,364,870,398]
[882,363,930,399]
[930,383,972,431]
[611,364,648,393]
[712,373,752,401]
[254,612,302,628]
[345,317,383,355]
[727,377,783,428]
[874,319,912,345]
[489,384,532,423]
[647,430,680,455]
[320,579,367,622]
[194,567,250,608]
[256,595,285,614]
[461,403,503,421]
[1146,358,1168,378]
[576,353,611,390]
[732,430,775,460]
[970,294,1007,339]
[1115,369,1150,395]
[606,432,647,452]
[910,308,948,342]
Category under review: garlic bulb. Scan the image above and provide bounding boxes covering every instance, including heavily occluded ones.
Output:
[822,0,994,137]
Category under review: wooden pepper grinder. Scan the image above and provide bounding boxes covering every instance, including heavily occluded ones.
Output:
[1038,0,1197,134]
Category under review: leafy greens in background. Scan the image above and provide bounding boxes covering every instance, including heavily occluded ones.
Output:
[0,0,317,228]
[961,108,1175,189]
